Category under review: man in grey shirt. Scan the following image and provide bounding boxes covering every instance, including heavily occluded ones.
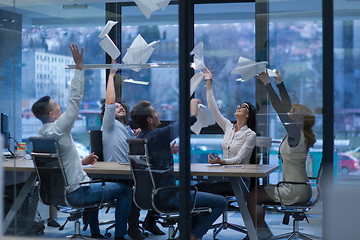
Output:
[31,45,131,240]
[100,61,164,240]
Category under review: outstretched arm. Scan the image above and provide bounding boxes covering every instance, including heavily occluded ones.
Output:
[256,70,300,148]
[203,66,231,131]
[56,44,84,133]
[105,59,118,105]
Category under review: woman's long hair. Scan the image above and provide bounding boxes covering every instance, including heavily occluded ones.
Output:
[291,103,316,150]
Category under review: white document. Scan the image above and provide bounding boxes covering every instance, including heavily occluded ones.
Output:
[231,56,268,81]
[122,34,159,72]
[99,20,118,38]
[190,72,204,97]
[156,0,171,10]
[267,68,277,77]
[99,35,121,60]
[191,104,215,135]
[190,42,206,71]
[133,0,160,19]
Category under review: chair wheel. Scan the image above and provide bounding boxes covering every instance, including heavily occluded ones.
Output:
[105,232,111,237]
[144,232,149,237]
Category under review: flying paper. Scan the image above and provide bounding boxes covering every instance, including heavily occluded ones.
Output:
[190,42,206,71]
[122,34,159,72]
[99,20,118,38]
[190,72,204,97]
[231,57,268,81]
[99,21,120,60]
[133,0,171,19]
[190,104,216,135]
[99,35,120,60]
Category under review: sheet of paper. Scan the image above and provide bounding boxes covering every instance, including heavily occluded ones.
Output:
[156,0,171,10]
[190,42,205,71]
[122,34,159,72]
[133,0,159,19]
[267,68,277,77]
[190,72,204,97]
[231,56,268,81]
[190,104,215,135]
[99,20,118,38]
[99,35,121,60]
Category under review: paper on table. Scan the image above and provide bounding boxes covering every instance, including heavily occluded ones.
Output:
[99,35,121,60]
[190,104,215,135]
[133,0,159,19]
[190,42,205,71]
[99,20,118,38]
[190,72,204,97]
[231,56,267,81]
[122,34,159,72]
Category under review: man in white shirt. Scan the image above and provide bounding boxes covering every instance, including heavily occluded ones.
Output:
[31,44,131,240]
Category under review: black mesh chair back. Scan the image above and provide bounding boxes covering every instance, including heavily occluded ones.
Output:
[29,137,68,207]
[126,138,154,210]
[89,130,104,161]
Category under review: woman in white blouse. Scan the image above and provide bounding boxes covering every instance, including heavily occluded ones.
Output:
[196,66,256,196]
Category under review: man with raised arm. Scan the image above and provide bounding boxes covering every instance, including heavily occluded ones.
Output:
[31,44,131,240]
[100,60,164,239]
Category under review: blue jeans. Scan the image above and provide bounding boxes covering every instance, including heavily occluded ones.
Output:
[67,182,131,237]
[160,191,228,239]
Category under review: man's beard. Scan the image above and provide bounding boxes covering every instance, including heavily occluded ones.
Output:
[116,115,126,124]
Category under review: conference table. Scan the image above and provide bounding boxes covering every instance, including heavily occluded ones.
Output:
[3,158,279,240]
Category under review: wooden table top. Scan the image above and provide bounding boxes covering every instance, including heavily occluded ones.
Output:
[3,158,279,178]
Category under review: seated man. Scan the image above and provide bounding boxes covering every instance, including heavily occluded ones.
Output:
[100,61,164,239]
[31,44,131,240]
[130,99,228,240]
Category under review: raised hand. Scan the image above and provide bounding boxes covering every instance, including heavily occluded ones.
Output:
[170,141,179,155]
[203,66,214,81]
[69,44,84,70]
[109,59,118,77]
[255,70,270,85]
[274,69,283,84]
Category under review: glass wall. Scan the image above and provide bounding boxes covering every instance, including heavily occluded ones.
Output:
[3,0,360,239]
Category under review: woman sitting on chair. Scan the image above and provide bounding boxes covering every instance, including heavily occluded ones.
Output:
[245,69,316,240]
[196,66,257,196]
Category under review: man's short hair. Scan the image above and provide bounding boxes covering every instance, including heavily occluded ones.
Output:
[130,101,152,129]
[99,98,130,123]
[31,96,52,123]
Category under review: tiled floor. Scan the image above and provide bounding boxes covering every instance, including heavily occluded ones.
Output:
[5,202,322,240]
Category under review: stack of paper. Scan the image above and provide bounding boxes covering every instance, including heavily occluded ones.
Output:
[122,34,159,72]
[133,0,171,19]
[98,21,120,60]
[231,56,277,81]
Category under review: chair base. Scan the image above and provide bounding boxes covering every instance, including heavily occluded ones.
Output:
[271,231,322,240]
[212,222,247,239]
[66,234,94,239]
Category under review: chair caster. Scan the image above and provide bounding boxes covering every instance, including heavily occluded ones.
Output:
[105,232,111,238]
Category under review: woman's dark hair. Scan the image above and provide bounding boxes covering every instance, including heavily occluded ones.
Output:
[99,98,130,124]
[31,96,52,123]
[244,101,256,132]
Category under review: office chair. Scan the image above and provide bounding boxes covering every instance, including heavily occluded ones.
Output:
[89,130,104,162]
[29,137,108,239]
[210,137,272,240]
[267,160,323,240]
[126,138,212,240]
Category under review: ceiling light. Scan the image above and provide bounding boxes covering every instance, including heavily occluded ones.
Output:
[123,79,149,86]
